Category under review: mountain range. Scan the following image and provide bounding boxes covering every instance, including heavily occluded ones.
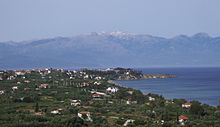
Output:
[0,32,220,69]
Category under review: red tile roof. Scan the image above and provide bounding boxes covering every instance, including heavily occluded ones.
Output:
[179,115,189,120]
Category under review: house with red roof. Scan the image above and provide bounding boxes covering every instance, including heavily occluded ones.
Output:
[179,115,189,125]
[78,111,93,122]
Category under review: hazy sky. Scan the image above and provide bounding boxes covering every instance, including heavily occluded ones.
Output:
[0,0,220,41]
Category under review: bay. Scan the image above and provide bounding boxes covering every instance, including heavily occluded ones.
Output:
[114,67,220,106]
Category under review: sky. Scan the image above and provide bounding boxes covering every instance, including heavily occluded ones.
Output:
[0,0,220,41]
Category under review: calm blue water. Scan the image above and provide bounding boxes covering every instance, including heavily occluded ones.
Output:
[115,67,220,106]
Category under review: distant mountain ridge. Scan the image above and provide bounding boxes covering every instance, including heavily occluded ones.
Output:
[0,32,220,69]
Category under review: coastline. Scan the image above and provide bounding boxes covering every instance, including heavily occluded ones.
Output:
[1,67,220,126]
[111,79,218,107]
[116,74,176,81]
[113,67,220,106]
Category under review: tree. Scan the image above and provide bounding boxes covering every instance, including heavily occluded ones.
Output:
[162,110,170,121]
[190,101,204,116]
[35,102,39,112]
[66,116,84,127]
[173,99,186,106]
[131,90,145,104]
[23,96,34,103]
[115,89,130,100]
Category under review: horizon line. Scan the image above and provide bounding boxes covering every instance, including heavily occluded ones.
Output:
[0,31,218,43]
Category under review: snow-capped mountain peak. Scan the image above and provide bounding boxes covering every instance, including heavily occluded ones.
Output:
[109,31,134,36]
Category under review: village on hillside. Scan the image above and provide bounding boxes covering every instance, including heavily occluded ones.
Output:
[0,68,219,127]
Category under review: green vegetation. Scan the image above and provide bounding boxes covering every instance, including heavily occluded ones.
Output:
[0,68,219,127]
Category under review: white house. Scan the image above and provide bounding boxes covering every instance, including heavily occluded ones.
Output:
[70,99,81,106]
[0,90,4,95]
[7,76,15,80]
[84,75,89,79]
[149,96,155,101]
[15,71,25,76]
[51,109,62,115]
[127,91,134,95]
[126,99,137,105]
[12,86,18,91]
[106,87,118,93]
[123,119,135,126]
[24,80,30,83]
[51,110,60,115]
[94,76,102,80]
[182,102,192,108]
[45,68,51,74]
[94,81,101,85]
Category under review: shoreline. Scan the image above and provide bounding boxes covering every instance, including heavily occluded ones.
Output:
[110,79,218,107]
[116,74,176,81]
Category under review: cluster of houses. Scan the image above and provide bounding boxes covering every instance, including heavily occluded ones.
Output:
[49,106,93,122]
[90,87,119,99]
[72,81,103,88]
[76,82,91,88]
[38,68,51,76]
[0,68,193,126]
[2,82,50,96]
[0,70,29,81]
[65,68,142,81]
[7,76,16,80]
[126,98,137,105]
[48,99,190,126]
[0,69,53,81]
[0,69,55,80]
[65,70,105,81]
[15,71,27,76]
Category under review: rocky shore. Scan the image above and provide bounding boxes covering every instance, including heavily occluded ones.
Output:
[143,74,176,79]
[116,73,176,80]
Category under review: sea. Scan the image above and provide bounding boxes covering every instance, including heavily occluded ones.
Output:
[114,67,220,106]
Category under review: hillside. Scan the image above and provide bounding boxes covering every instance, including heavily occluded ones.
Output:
[0,32,220,69]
